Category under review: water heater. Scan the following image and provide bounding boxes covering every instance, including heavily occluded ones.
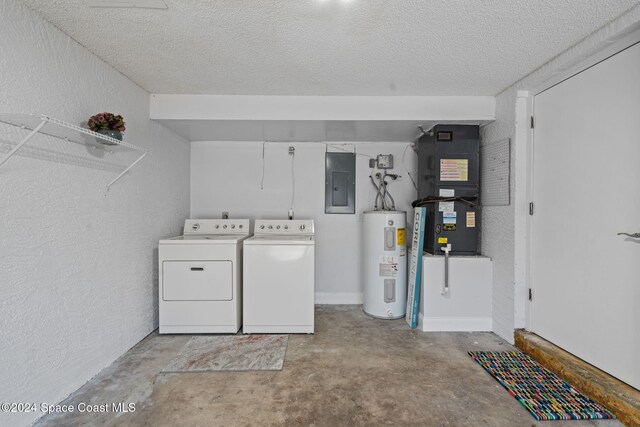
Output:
[362,211,407,319]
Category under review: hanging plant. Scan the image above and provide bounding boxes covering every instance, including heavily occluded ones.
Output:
[87,112,126,133]
[87,112,126,144]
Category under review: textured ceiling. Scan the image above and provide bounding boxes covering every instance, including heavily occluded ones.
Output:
[21,0,640,96]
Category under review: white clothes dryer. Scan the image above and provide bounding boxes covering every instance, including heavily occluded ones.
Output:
[243,220,315,334]
[158,219,251,334]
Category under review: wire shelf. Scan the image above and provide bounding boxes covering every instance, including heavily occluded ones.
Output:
[0,113,150,152]
[0,113,151,189]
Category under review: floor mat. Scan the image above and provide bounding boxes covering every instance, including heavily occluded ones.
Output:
[163,335,288,372]
[469,351,616,421]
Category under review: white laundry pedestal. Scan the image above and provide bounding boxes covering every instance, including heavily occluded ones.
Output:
[418,254,492,332]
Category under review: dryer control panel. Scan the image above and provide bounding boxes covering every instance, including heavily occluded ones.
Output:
[254,220,314,235]
[183,219,251,235]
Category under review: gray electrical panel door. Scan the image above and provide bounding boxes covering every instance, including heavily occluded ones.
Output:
[325,152,355,214]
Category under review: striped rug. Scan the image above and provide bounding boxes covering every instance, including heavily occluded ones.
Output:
[469,351,616,421]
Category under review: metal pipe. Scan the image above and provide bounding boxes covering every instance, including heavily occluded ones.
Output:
[440,244,451,295]
[385,182,396,210]
[382,172,399,211]
[369,175,381,210]
[378,173,387,210]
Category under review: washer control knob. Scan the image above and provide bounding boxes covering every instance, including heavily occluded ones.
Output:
[284,225,289,230]
[260,225,265,229]
[223,225,227,229]
[239,224,243,229]
[231,225,236,229]
[268,225,273,229]
[192,223,200,231]
[215,225,220,229]
[299,224,306,231]
[276,225,281,229]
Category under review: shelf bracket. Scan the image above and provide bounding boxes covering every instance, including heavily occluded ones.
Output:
[0,118,47,167]
[107,151,149,190]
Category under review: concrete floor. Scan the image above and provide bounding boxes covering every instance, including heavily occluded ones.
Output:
[35,306,622,427]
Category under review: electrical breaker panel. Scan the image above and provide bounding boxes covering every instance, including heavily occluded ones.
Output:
[325,152,356,214]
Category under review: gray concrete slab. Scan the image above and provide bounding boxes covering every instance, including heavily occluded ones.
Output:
[35,305,622,426]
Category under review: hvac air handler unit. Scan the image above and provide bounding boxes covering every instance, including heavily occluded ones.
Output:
[416,124,480,256]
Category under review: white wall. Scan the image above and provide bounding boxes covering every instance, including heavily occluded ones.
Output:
[191,141,417,302]
[480,5,640,343]
[0,2,190,425]
[479,92,518,342]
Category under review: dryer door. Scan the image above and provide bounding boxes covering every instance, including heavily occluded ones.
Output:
[162,261,233,301]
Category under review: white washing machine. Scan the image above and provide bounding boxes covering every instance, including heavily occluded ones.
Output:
[243,219,315,334]
[158,219,251,334]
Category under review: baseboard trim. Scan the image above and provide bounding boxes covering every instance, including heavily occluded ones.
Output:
[314,292,363,304]
[418,313,493,332]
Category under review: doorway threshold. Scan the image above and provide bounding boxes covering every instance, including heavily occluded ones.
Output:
[515,330,640,426]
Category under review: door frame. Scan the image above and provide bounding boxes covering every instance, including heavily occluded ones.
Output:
[514,27,640,332]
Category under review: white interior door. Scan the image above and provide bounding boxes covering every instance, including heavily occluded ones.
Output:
[531,41,640,389]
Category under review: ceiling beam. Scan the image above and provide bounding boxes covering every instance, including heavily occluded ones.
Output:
[150,95,495,122]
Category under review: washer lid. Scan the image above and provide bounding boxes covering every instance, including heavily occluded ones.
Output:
[159,234,250,244]
[245,235,314,245]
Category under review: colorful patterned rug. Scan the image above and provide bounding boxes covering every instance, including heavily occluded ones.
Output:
[163,335,288,372]
[469,351,616,421]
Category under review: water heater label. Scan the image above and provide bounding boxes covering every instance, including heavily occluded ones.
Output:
[379,256,398,277]
[440,159,468,181]
[438,237,448,244]
[379,264,398,277]
[397,228,406,246]
[439,189,455,197]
